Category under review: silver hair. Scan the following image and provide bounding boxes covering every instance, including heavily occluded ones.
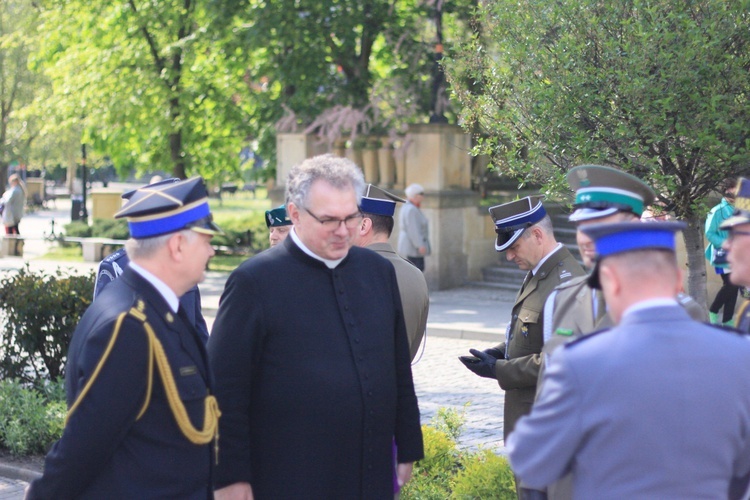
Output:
[522,214,553,238]
[285,154,365,209]
[125,229,197,260]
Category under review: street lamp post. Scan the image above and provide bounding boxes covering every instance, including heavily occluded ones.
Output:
[81,143,88,222]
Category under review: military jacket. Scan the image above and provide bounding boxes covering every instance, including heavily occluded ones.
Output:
[492,245,585,439]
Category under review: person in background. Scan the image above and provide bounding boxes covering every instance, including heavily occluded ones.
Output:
[265,204,292,247]
[208,154,423,499]
[398,183,430,271]
[459,195,585,499]
[354,183,429,359]
[2,173,26,235]
[26,177,222,499]
[721,177,750,332]
[705,178,739,325]
[508,221,750,498]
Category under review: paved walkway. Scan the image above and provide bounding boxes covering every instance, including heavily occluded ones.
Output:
[0,192,517,494]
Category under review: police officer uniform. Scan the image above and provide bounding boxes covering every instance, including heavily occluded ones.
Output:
[508,222,750,498]
[28,177,222,499]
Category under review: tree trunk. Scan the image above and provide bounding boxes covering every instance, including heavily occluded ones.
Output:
[683,214,708,311]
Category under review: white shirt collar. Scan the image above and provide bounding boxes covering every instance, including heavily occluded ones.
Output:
[290,228,346,269]
[531,243,563,276]
[128,261,180,313]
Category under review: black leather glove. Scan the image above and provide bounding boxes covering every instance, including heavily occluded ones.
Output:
[458,348,498,379]
[483,346,505,359]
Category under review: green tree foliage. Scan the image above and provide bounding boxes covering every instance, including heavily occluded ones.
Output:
[34,0,248,181]
[446,0,750,304]
[0,0,52,191]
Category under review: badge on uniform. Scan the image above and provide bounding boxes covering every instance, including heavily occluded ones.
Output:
[521,324,529,337]
[555,328,573,336]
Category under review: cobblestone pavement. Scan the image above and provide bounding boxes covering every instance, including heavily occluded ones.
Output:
[412,336,506,452]
[0,478,26,499]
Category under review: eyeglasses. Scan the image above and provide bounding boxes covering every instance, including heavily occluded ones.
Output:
[727,230,750,243]
[304,207,363,230]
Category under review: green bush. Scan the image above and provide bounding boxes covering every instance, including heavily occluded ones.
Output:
[63,220,91,238]
[212,212,270,252]
[0,379,65,456]
[0,265,95,385]
[401,407,516,500]
[91,218,129,240]
[452,450,517,499]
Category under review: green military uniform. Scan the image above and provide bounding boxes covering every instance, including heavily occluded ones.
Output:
[493,245,584,439]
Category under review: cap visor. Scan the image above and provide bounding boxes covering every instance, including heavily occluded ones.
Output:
[495,229,524,252]
[720,214,750,230]
[190,220,224,236]
[569,207,619,222]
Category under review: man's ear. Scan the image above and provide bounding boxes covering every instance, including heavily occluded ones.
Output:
[288,203,301,225]
[599,262,620,296]
[167,232,185,261]
[359,217,372,236]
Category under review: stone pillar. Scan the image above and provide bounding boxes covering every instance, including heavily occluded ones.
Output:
[25,178,44,205]
[391,123,481,290]
[91,189,124,219]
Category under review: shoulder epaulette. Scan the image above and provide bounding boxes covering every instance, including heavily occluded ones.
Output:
[554,274,588,291]
[102,247,127,264]
[564,327,612,349]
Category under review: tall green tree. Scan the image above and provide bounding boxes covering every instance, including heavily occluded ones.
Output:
[447,0,750,306]
[0,0,49,191]
[36,0,248,181]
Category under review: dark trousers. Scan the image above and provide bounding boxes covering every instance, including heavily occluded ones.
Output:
[710,273,739,322]
[5,225,19,235]
[407,256,424,272]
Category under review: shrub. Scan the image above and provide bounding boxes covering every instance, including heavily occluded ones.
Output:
[0,265,95,385]
[452,450,517,499]
[401,406,515,499]
[212,212,270,253]
[63,220,91,238]
[0,378,65,456]
[91,218,129,240]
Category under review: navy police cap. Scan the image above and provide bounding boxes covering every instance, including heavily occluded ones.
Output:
[115,176,223,239]
[581,220,686,289]
[360,184,406,217]
[265,205,292,228]
[488,196,546,252]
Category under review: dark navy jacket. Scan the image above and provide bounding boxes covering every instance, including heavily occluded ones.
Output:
[28,269,213,499]
[94,248,209,340]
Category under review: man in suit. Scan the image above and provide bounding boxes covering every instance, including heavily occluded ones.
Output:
[93,177,209,341]
[354,183,429,360]
[265,204,292,247]
[208,155,423,499]
[398,183,430,271]
[459,196,585,498]
[27,177,223,499]
[508,221,750,498]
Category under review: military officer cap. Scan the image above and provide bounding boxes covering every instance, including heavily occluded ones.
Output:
[488,195,546,252]
[360,184,406,217]
[720,177,750,229]
[582,220,686,289]
[115,176,223,239]
[567,165,655,222]
[265,205,292,228]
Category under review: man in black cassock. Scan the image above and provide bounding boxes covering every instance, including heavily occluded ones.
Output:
[208,154,424,499]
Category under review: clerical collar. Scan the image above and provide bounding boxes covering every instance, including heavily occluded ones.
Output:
[128,261,179,313]
[531,242,563,276]
[290,228,346,269]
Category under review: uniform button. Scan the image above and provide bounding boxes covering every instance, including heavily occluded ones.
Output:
[339,290,344,294]
[368,391,373,396]
[345,305,349,310]
[369,410,374,415]
[355,338,360,343]
[358,356,363,361]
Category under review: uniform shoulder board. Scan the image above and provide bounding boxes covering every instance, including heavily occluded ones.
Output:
[555,274,588,291]
[103,247,127,264]
[564,327,611,349]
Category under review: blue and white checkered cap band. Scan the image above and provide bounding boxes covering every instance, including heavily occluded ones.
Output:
[128,199,211,238]
[360,197,395,217]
